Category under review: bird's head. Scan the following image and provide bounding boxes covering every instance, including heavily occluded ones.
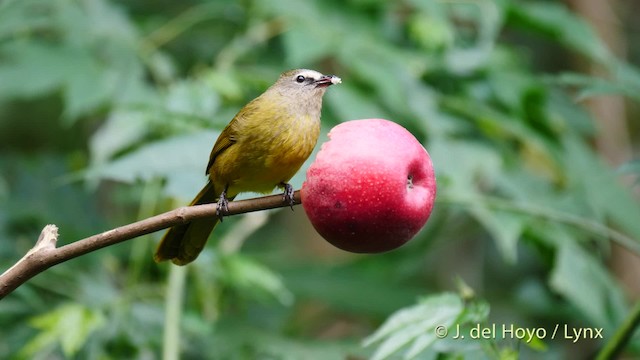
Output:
[271,69,341,101]
[256,69,341,120]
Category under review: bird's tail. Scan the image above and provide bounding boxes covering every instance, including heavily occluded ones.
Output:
[154,182,234,265]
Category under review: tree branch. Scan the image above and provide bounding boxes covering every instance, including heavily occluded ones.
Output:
[0,191,301,300]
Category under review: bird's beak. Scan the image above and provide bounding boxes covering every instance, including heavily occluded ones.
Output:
[315,75,342,88]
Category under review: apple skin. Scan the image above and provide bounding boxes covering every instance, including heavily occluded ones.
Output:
[301,119,436,253]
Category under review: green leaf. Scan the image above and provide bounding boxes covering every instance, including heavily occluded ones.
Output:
[509,2,610,63]
[89,75,220,167]
[363,293,463,360]
[85,131,218,200]
[408,12,454,51]
[444,0,503,74]
[612,61,640,104]
[0,42,73,98]
[429,139,503,197]
[220,254,294,306]
[457,299,490,325]
[196,321,362,359]
[0,41,116,121]
[326,84,391,122]
[282,25,335,65]
[469,208,526,264]
[550,240,626,330]
[551,51,640,105]
[21,303,105,358]
[165,79,221,120]
[564,136,640,242]
[257,0,337,65]
[0,0,54,41]
[0,0,145,123]
[89,110,152,164]
[283,264,426,317]
[60,55,112,120]
[553,72,640,102]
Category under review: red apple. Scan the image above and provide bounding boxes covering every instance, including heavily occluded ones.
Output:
[301,119,436,253]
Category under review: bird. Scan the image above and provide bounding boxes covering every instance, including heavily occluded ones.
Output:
[154,69,341,265]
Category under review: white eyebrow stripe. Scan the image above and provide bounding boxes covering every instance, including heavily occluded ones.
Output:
[296,69,323,80]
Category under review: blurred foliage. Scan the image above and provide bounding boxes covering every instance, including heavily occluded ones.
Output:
[1,0,640,359]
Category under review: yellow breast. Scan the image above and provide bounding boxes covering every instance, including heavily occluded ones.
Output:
[209,104,321,194]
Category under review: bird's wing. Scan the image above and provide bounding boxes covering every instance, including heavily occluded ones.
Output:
[206,117,240,175]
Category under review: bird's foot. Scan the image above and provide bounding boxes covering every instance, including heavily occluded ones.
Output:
[216,189,229,222]
[281,183,295,210]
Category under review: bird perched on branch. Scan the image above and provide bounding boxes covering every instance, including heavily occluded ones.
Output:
[154,69,341,265]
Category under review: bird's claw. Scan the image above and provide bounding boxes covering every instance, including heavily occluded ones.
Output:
[216,191,229,222]
[282,183,295,210]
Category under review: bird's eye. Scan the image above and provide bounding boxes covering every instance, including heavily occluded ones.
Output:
[295,75,306,83]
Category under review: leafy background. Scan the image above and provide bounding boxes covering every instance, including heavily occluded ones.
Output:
[1,0,639,359]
